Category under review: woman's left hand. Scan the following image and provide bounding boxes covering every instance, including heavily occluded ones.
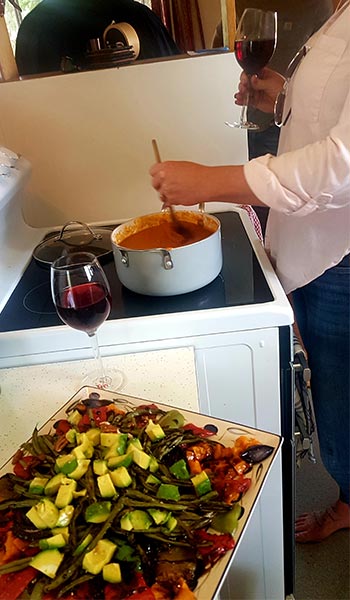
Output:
[149,161,211,207]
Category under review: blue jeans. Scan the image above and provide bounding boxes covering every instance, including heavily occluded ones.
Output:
[292,255,350,504]
[248,123,280,159]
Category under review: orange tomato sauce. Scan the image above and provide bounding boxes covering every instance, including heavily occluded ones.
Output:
[119,220,214,250]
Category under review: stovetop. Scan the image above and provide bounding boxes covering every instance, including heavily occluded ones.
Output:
[0,212,273,333]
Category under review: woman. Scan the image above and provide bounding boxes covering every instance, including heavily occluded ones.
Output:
[150,1,350,542]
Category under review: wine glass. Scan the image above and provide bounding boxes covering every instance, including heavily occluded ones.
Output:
[51,251,124,390]
[228,8,277,130]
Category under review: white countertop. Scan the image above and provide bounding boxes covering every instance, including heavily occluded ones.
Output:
[0,347,198,466]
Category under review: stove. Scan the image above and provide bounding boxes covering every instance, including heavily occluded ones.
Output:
[0,212,273,333]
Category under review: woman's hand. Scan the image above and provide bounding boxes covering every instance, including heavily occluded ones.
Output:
[234,67,285,114]
[149,161,212,206]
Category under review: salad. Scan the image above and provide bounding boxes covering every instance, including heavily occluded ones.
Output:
[0,391,275,600]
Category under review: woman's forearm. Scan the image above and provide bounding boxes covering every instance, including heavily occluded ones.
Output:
[149,161,267,208]
[205,165,267,207]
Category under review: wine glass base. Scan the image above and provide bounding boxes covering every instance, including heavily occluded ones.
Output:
[82,368,126,392]
[233,121,261,130]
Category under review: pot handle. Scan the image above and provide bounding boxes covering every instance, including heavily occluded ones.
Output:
[56,221,103,242]
[118,249,173,270]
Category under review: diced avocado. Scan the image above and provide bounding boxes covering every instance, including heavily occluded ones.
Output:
[73,533,93,556]
[132,448,151,470]
[159,410,185,429]
[29,476,50,495]
[55,480,77,508]
[191,471,212,497]
[82,539,117,575]
[55,505,74,527]
[120,513,133,531]
[156,484,180,502]
[145,474,161,485]
[100,432,123,447]
[45,473,67,496]
[73,489,87,498]
[39,533,67,550]
[26,506,48,530]
[211,504,243,534]
[147,508,169,525]
[169,459,190,480]
[110,467,132,488]
[107,453,133,470]
[85,428,100,446]
[65,429,76,444]
[27,498,59,529]
[68,459,90,480]
[101,433,128,456]
[55,454,78,475]
[126,438,142,453]
[166,515,177,532]
[30,549,64,579]
[85,501,112,524]
[149,457,159,473]
[93,459,109,476]
[145,421,166,442]
[97,473,117,498]
[67,410,82,426]
[73,439,94,459]
[129,510,153,531]
[103,562,122,583]
[51,526,69,542]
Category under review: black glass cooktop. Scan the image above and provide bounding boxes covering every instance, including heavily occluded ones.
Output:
[0,212,273,332]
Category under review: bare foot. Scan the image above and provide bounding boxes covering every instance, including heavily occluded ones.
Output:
[295,499,350,543]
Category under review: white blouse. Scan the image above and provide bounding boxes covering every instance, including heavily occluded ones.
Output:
[243,2,350,294]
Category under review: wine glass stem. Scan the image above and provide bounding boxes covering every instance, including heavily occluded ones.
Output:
[87,331,108,385]
[240,78,251,126]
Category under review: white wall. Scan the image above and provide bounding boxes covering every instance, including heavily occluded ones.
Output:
[0,52,247,228]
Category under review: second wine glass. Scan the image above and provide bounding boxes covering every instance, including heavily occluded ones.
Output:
[231,8,277,130]
[50,251,125,390]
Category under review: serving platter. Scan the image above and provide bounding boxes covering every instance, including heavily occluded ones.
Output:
[0,386,282,599]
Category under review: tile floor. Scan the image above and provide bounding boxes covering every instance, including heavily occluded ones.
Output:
[295,441,350,600]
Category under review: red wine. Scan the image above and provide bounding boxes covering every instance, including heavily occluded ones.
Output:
[234,39,275,75]
[56,282,111,333]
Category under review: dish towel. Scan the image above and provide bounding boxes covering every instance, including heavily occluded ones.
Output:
[239,205,264,242]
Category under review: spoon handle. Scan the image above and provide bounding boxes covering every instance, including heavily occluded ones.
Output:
[152,138,162,164]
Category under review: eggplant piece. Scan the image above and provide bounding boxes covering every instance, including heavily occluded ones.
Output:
[155,546,198,590]
[240,444,274,464]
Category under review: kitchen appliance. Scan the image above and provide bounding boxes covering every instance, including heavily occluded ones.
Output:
[0,154,295,599]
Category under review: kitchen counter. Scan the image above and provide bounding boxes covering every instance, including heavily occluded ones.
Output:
[0,347,198,466]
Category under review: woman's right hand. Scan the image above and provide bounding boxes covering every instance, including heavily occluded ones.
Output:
[234,67,285,114]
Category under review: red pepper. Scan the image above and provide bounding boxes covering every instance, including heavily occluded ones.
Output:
[183,424,216,437]
[12,456,40,480]
[196,529,235,567]
[126,591,156,600]
[0,567,37,600]
[54,419,71,435]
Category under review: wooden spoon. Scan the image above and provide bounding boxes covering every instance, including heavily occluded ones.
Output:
[151,139,190,238]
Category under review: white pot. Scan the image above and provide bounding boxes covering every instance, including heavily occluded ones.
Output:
[111,210,222,296]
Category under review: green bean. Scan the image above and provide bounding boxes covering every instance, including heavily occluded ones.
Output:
[124,498,189,511]
[0,556,32,574]
[143,532,192,547]
[57,574,95,598]
[29,579,46,600]
[0,498,37,510]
